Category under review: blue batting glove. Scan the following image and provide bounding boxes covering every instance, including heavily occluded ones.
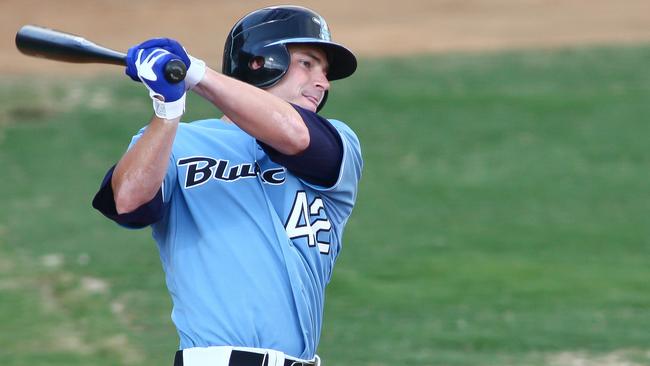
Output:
[126,38,205,90]
[126,38,190,81]
[134,48,186,119]
[135,48,185,101]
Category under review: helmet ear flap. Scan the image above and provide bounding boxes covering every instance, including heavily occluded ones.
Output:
[246,44,291,88]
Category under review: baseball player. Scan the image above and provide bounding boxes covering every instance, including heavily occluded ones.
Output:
[92,5,362,366]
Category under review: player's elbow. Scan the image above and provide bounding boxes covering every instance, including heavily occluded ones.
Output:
[262,110,310,155]
[113,185,148,215]
[280,118,310,155]
[288,127,310,155]
[114,191,138,215]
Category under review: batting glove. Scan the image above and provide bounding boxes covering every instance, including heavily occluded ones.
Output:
[134,48,186,119]
[126,38,206,90]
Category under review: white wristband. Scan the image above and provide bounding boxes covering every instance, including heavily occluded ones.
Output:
[153,93,186,119]
[186,55,206,90]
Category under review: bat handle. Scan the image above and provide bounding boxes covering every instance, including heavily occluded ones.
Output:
[165,59,187,83]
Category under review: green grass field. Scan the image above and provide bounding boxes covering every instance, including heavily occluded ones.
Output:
[1,44,650,366]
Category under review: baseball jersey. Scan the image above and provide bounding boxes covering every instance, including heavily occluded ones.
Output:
[110,114,362,360]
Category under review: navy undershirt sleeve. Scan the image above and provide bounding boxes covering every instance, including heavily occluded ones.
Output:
[257,104,344,187]
[91,165,165,228]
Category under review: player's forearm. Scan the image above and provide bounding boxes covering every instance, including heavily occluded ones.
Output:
[193,68,309,155]
[112,115,179,214]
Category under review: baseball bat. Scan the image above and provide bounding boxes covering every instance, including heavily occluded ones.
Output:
[15,25,186,83]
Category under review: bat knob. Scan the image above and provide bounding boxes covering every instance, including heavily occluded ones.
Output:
[164,59,187,83]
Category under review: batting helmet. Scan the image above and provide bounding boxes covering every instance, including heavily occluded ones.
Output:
[222,6,357,109]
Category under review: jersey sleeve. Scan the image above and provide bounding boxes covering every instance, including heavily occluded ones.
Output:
[257,104,343,187]
[307,119,363,214]
[91,126,177,228]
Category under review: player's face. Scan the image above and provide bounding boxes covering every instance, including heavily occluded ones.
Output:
[266,45,330,112]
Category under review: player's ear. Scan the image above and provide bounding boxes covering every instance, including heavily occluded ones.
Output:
[249,56,265,71]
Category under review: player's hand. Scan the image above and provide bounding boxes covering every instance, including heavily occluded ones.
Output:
[152,38,206,90]
[133,48,186,119]
[126,38,206,90]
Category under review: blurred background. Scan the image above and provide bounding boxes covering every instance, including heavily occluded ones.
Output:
[1,1,650,365]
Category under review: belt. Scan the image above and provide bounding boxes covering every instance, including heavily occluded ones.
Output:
[174,349,316,366]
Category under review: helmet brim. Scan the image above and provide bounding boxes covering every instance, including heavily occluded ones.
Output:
[266,38,357,81]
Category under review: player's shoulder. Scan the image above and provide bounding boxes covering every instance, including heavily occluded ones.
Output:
[326,118,354,132]
[174,118,247,141]
[325,118,360,146]
[179,118,238,131]
[134,118,234,136]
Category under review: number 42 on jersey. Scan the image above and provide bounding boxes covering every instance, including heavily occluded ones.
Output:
[285,191,332,254]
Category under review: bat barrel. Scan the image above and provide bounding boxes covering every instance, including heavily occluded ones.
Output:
[15,25,186,83]
[16,25,126,65]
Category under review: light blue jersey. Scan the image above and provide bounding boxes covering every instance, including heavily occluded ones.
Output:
[127,118,362,359]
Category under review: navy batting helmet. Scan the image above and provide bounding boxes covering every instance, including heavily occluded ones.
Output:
[222,5,357,108]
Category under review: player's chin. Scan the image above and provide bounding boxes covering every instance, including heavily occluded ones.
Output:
[299,96,319,112]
